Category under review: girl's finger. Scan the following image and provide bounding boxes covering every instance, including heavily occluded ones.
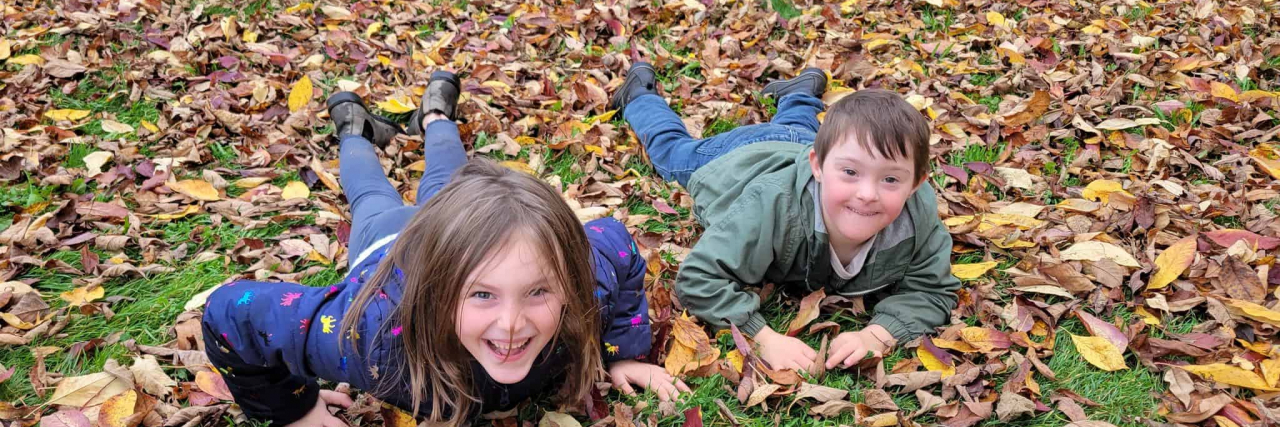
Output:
[618,382,637,396]
[319,390,354,408]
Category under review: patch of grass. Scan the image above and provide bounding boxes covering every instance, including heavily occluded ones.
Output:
[65,143,93,169]
[1212,215,1244,229]
[948,142,1005,166]
[977,52,997,66]
[969,73,998,87]
[703,118,739,138]
[977,95,1001,113]
[1034,319,1164,425]
[920,6,955,33]
[0,259,238,403]
[210,142,240,168]
[544,150,585,189]
[49,65,162,141]
[0,175,57,211]
[769,0,802,20]
[1124,5,1154,22]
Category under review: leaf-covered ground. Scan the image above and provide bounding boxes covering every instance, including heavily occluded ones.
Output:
[2,0,1280,426]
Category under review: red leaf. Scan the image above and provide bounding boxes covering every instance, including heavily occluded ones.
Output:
[653,199,679,215]
[1073,310,1128,352]
[1204,229,1280,250]
[681,407,703,427]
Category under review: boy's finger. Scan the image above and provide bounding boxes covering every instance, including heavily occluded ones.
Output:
[677,379,692,393]
[842,350,866,368]
[826,345,855,369]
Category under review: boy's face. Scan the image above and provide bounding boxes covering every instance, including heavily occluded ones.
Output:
[809,135,921,250]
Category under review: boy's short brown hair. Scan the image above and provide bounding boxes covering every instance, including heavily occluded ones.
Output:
[813,89,931,185]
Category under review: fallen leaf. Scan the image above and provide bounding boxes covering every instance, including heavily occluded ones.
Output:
[98,389,138,427]
[539,412,582,427]
[1074,310,1128,352]
[809,400,857,417]
[288,75,314,112]
[1070,334,1127,371]
[83,151,114,176]
[787,289,825,335]
[1180,363,1280,391]
[1249,145,1280,179]
[375,94,417,113]
[745,383,781,409]
[952,261,999,280]
[42,410,92,427]
[45,109,92,121]
[60,285,104,307]
[996,392,1036,421]
[129,355,175,397]
[281,181,310,200]
[1081,180,1133,204]
[1219,256,1265,301]
[1147,235,1198,290]
[194,370,233,400]
[1223,298,1280,327]
[46,372,132,407]
[1204,229,1280,250]
[169,180,221,201]
[1060,241,1140,268]
[1210,81,1239,102]
[918,336,955,378]
[100,120,135,134]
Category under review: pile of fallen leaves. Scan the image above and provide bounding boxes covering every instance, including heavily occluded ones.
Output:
[3,0,1280,425]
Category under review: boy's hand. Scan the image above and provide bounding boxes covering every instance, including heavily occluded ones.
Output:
[608,359,692,402]
[826,325,896,369]
[754,326,818,372]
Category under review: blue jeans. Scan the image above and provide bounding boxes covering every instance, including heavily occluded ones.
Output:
[622,93,825,187]
[340,120,467,260]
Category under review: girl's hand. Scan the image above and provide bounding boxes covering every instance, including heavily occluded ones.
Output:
[285,390,353,427]
[608,360,692,402]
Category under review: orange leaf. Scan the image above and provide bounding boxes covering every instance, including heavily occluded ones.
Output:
[959,327,1011,352]
[169,180,221,201]
[194,370,233,400]
[1210,81,1239,102]
[98,390,137,427]
[1223,298,1280,327]
[786,289,825,336]
[1249,144,1280,179]
[1146,235,1197,290]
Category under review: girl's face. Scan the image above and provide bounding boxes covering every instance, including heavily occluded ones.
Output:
[456,235,564,384]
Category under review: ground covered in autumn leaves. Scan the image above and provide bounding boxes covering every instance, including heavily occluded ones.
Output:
[3,0,1280,426]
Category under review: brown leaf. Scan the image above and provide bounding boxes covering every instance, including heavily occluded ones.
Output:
[1219,256,1264,301]
[884,371,942,392]
[46,372,132,407]
[862,388,898,412]
[808,400,857,417]
[194,371,233,401]
[129,355,175,398]
[792,382,847,404]
[787,289,825,336]
[1165,368,1194,408]
[44,59,88,78]
[744,383,780,409]
[1000,90,1051,127]
[41,410,92,427]
[995,392,1036,422]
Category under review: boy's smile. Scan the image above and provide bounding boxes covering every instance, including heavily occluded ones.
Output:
[809,136,921,263]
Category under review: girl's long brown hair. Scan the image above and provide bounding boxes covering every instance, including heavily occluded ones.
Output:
[339,158,602,427]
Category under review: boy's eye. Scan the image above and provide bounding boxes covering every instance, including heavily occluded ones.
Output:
[842,169,857,176]
[471,291,494,300]
[884,176,899,184]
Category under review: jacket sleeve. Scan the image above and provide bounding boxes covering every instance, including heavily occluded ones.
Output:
[869,188,961,342]
[585,218,652,362]
[674,188,792,337]
[201,278,393,425]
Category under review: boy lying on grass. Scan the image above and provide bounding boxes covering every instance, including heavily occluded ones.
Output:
[610,63,961,372]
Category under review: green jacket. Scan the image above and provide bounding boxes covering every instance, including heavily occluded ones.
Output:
[677,142,960,341]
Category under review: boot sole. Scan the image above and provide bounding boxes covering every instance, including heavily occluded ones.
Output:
[610,62,657,111]
[408,72,462,135]
[326,92,404,132]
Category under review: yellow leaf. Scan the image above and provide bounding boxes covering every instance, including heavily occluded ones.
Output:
[169,179,221,201]
[917,344,955,378]
[1262,358,1280,387]
[952,261,999,280]
[307,249,332,266]
[1223,298,1280,327]
[285,2,313,13]
[1071,334,1127,371]
[1081,24,1104,35]
[1210,81,1239,102]
[407,160,426,172]
[1239,90,1279,103]
[0,38,10,60]
[1134,306,1161,326]
[44,109,91,121]
[100,119,135,134]
[0,312,36,329]
[986,11,1006,27]
[234,177,271,188]
[60,285,104,307]
[513,136,538,146]
[665,340,699,376]
[365,22,382,38]
[8,54,45,65]
[242,30,259,43]
[288,75,314,113]
[583,145,605,156]
[140,120,160,133]
[931,338,978,353]
[1181,363,1279,391]
[501,161,536,175]
[726,349,744,373]
[481,80,511,93]
[99,389,138,427]
[47,372,132,407]
[1060,241,1141,268]
[1081,179,1132,204]
[1146,235,1198,290]
[153,205,200,220]
[282,181,310,200]
[587,109,618,124]
[1249,144,1280,179]
[374,94,417,114]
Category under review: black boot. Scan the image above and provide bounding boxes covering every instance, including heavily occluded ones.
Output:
[326,92,403,148]
[407,71,461,136]
[761,68,828,100]
[609,62,659,113]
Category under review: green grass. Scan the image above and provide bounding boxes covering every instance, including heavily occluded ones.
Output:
[1123,5,1154,22]
[769,0,802,20]
[949,142,1006,166]
[920,6,955,33]
[704,118,739,138]
[969,73,998,87]
[48,65,162,142]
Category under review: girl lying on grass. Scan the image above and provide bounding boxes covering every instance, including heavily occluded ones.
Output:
[201,71,688,427]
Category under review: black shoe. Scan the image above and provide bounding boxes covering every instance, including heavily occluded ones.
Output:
[761,68,827,100]
[609,62,658,112]
[327,92,403,148]
[408,71,461,136]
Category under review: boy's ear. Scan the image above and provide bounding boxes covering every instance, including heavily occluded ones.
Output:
[808,149,822,182]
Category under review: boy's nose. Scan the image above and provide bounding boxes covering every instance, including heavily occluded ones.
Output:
[855,181,878,202]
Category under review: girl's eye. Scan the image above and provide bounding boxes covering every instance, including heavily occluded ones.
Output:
[471,291,494,300]
[529,288,549,297]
